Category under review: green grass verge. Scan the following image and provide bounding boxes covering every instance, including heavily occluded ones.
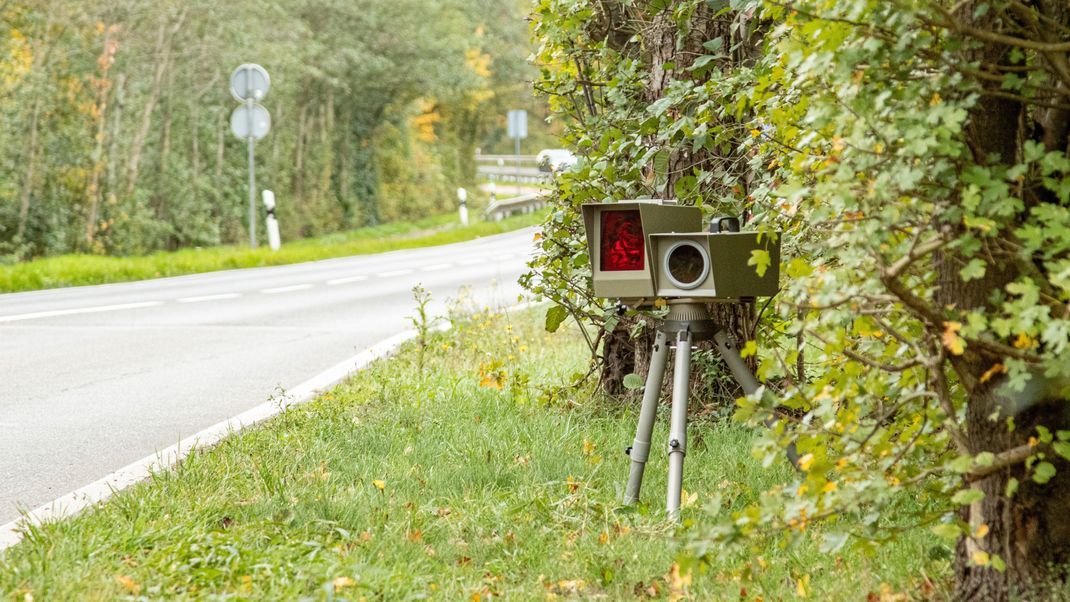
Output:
[0,308,948,600]
[0,211,543,293]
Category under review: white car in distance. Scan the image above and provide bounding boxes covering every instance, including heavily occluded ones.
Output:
[536,148,577,173]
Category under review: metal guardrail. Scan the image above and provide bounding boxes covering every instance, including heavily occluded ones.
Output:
[475,154,539,164]
[484,192,547,222]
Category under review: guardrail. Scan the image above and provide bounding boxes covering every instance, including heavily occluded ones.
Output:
[475,154,539,164]
[484,192,547,222]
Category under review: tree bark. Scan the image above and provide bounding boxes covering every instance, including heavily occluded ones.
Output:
[945,5,1070,597]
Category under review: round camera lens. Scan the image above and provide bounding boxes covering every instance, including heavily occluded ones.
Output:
[666,242,708,289]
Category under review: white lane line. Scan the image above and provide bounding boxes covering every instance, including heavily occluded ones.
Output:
[377,269,414,278]
[326,275,369,286]
[494,254,516,261]
[261,284,314,295]
[420,263,453,273]
[177,293,241,304]
[458,258,482,266]
[0,301,163,324]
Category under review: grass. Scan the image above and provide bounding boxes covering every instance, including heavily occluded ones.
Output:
[0,211,543,293]
[0,306,949,600]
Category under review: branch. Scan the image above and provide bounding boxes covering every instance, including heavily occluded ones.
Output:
[967,443,1037,481]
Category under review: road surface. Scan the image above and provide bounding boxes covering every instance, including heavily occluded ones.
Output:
[0,228,535,524]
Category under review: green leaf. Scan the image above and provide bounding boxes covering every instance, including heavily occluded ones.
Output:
[951,488,984,505]
[931,523,961,539]
[623,373,645,390]
[545,305,569,333]
[1005,477,1019,498]
[959,258,987,282]
[1055,442,1070,462]
[748,250,772,277]
[1033,461,1056,484]
[973,451,995,467]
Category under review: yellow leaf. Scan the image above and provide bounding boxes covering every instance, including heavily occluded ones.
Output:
[116,576,141,595]
[582,439,595,456]
[979,363,1006,384]
[796,573,811,598]
[797,453,815,471]
[681,489,698,508]
[598,531,609,545]
[974,524,990,538]
[942,321,965,355]
[930,92,942,106]
[372,480,385,491]
[972,550,990,566]
[822,481,837,493]
[1013,332,1034,350]
[333,576,356,591]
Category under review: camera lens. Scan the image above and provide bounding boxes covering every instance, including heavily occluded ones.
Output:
[665,241,709,290]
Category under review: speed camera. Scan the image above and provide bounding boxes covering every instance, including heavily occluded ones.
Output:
[650,232,779,299]
[581,202,780,304]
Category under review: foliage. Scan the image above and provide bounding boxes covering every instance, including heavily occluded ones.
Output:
[0,210,545,292]
[529,0,1070,597]
[0,308,942,599]
[0,0,540,259]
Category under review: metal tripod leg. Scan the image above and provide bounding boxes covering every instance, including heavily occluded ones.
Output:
[713,329,800,466]
[624,330,669,505]
[666,330,692,518]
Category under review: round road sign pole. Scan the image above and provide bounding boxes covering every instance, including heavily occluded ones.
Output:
[247,91,257,248]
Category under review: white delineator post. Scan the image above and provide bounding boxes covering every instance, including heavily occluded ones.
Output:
[263,190,281,251]
[457,187,469,226]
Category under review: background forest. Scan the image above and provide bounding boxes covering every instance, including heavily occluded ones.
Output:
[0,0,544,260]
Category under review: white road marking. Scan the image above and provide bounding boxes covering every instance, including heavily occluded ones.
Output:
[0,301,163,323]
[420,263,453,272]
[177,293,241,304]
[458,258,482,266]
[494,254,516,261]
[0,301,543,551]
[377,269,414,278]
[261,284,313,295]
[326,275,369,286]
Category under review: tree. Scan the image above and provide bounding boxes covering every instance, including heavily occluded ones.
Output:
[526,0,763,397]
[531,0,1070,598]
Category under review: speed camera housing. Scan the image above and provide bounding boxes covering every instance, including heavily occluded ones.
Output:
[650,232,779,299]
[582,201,703,303]
[581,202,780,304]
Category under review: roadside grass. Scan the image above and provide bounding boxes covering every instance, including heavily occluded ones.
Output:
[0,307,949,600]
[0,211,542,293]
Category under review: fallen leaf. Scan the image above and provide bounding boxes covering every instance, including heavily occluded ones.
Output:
[333,576,356,591]
[116,576,141,595]
[942,321,965,355]
[372,480,385,491]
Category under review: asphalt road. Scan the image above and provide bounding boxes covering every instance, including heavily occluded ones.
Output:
[0,228,535,524]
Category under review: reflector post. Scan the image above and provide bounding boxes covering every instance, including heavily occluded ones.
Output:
[600,210,645,271]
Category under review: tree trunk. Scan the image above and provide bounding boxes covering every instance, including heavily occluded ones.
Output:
[602,5,755,400]
[945,7,1070,596]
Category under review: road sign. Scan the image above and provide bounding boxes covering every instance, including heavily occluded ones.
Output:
[230,104,271,141]
[507,109,528,139]
[230,64,270,102]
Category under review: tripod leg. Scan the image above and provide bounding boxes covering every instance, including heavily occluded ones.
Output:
[713,329,800,467]
[666,330,692,519]
[624,329,669,505]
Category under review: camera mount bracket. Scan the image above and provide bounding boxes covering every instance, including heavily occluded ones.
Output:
[623,299,786,519]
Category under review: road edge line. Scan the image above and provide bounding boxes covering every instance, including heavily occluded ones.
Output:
[0,300,542,552]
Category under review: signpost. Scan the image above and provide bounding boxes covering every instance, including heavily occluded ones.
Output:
[507,109,527,183]
[230,64,272,248]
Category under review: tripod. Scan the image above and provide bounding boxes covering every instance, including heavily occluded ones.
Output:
[623,299,767,518]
